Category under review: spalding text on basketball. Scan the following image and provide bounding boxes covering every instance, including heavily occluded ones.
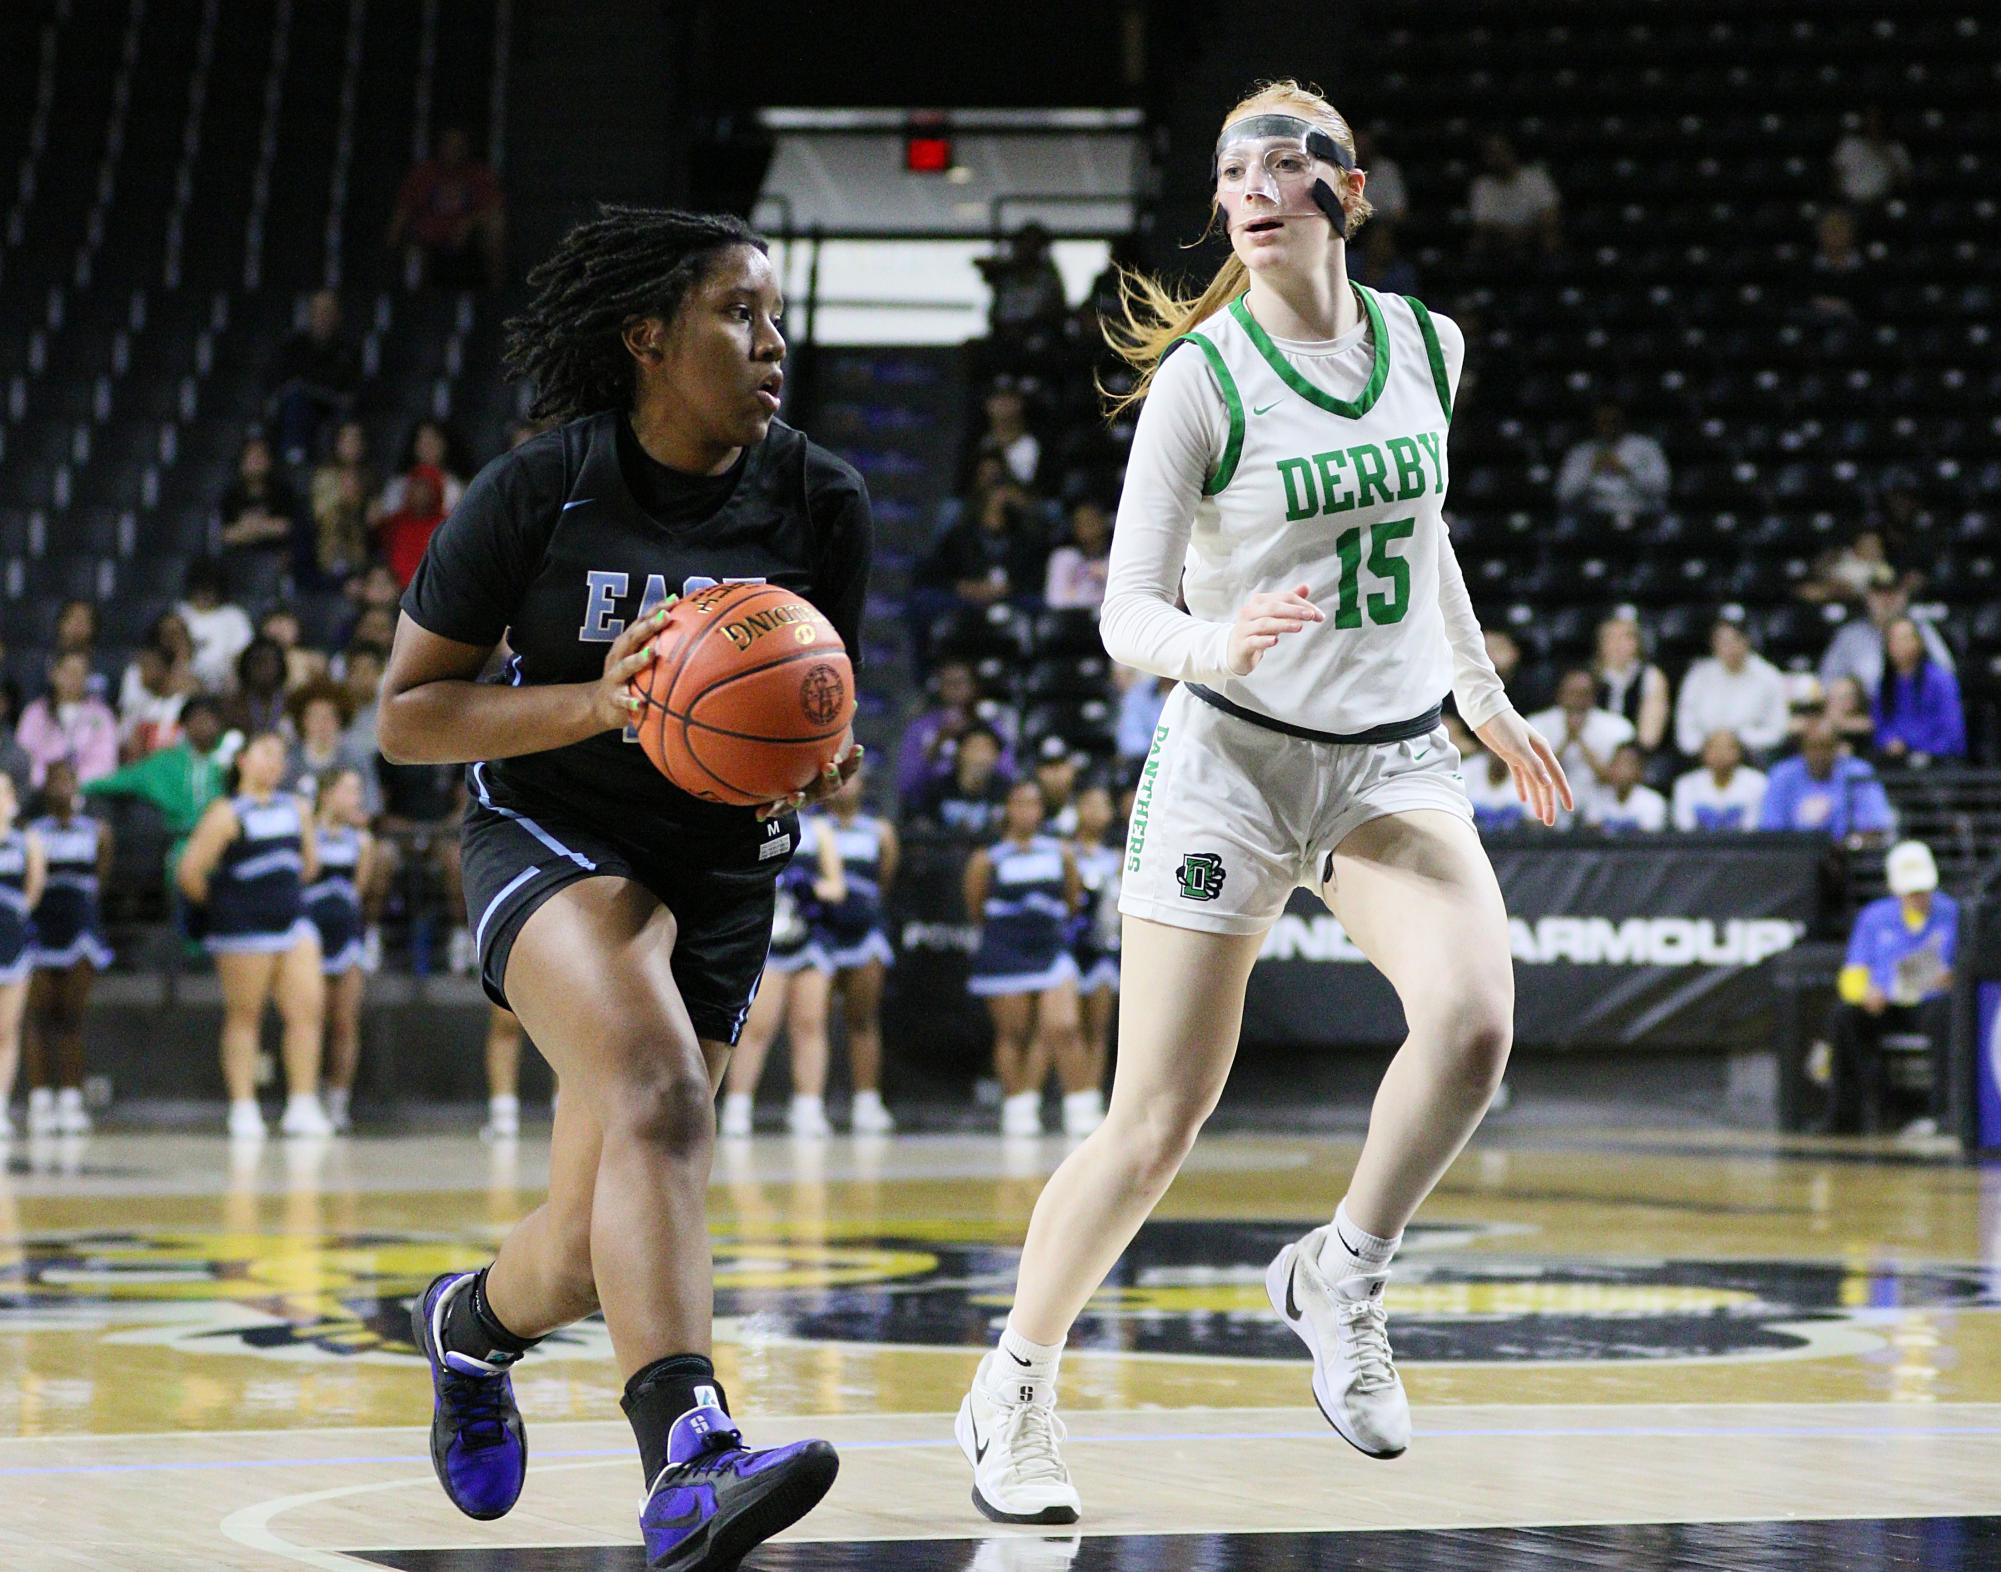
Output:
[721,602,817,651]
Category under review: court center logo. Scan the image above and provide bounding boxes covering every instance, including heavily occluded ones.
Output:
[0,1230,932,1365]
[0,1221,1982,1370]
[1177,852,1227,902]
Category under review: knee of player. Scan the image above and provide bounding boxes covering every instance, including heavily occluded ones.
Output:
[1110,1093,1212,1181]
[1432,995,1513,1088]
[605,1069,715,1157]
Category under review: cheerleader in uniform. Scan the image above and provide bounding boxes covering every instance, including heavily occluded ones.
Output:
[964,779,1082,1137]
[812,766,900,1135]
[718,811,844,1138]
[1063,783,1123,1137]
[177,732,332,1139]
[25,759,111,1137]
[306,766,376,1134]
[0,775,48,1140]
[483,1005,527,1142]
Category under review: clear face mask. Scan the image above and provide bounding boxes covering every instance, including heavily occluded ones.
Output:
[1212,112,1356,239]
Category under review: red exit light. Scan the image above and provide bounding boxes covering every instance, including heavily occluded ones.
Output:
[905,134,953,173]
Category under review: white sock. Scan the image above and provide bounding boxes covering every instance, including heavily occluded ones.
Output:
[791,1093,824,1115]
[986,1323,1064,1405]
[230,1098,261,1116]
[1062,1089,1103,1118]
[56,1087,83,1110]
[722,1092,752,1115]
[1318,1200,1401,1287]
[285,1091,322,1115]
[489,1094,519,1118]
[852,1088,884,1111]
[325,1087,350,1122]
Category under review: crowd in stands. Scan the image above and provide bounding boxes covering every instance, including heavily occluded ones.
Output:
[0,340,544,985]
[0,93,1983,1131]
[893,98,1977,871]
[1441,587,1961,841]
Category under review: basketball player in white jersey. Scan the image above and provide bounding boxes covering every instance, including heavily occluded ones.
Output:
[957,81,1571,1524]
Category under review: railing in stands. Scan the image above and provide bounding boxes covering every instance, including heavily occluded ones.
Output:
[1871,766,2001,902]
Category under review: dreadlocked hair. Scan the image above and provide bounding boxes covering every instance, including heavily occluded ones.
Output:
[503,205,768,421]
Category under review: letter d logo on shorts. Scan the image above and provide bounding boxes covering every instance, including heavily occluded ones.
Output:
[1177,852,1227,903]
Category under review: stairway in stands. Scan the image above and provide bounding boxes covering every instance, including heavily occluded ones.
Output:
[806,345,967,769]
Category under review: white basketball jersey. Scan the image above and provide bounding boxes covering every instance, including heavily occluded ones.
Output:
[1174,284,1456,735]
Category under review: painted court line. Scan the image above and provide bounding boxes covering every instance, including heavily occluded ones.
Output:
[11,1418,2001,1481]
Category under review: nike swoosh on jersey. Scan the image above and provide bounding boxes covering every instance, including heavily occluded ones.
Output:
[561,498,592,511]
[1251,400,1280,416]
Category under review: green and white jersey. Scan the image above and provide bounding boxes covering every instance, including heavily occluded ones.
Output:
[1102,283,1506,735]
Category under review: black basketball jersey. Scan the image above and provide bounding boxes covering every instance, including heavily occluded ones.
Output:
[402,410,872,854]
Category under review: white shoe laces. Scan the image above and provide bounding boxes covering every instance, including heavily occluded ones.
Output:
[1335,1296,1399,1392]
[1000,1399,1070,1486]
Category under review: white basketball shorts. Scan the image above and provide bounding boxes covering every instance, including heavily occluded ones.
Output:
[1118,684,1474,937]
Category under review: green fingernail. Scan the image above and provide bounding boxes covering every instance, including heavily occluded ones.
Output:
[655,609,668,624]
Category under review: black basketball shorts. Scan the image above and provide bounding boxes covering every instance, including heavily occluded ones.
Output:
[460,791,791,1047]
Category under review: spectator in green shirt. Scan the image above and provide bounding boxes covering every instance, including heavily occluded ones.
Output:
[81,697,230,849]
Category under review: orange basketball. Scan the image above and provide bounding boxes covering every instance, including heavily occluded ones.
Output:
[628,581,856,807]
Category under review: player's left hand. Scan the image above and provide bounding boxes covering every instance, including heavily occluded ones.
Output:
[755,741,865,822]
[1474,708,1574,827]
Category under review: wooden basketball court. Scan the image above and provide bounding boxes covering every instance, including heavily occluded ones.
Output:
[3,1124,1998,1568]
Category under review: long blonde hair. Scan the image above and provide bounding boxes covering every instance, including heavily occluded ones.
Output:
[1101,80,1371,419]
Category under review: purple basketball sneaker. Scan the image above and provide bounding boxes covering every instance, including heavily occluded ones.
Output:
[411,1272,528,1520]
[639,1400,839,1569]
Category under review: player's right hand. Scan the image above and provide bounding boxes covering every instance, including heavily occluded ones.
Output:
[596,602,673,733]
[1227,583,1325,675]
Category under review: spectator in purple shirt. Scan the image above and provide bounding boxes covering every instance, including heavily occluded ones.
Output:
[1873,618,1966,764]
[897,660,982,806]
[1759,716,1895,839]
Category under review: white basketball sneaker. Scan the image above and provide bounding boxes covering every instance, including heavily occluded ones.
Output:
[1000,1091,1042,1137]
[786,1094,833,1138]
[1060,1089,1104,1138]
[227,1099,268,1141]
[849,1089,896,1136]
[481,1094,520,1143]
[718,1092,754,1139]
[55,1087,91,1136]
[279,1094,336,1139]
[1265,1225,1410,1458]
[955,1354,1081,1525]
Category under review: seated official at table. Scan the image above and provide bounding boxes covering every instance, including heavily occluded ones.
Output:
[1826,840,1958,1137]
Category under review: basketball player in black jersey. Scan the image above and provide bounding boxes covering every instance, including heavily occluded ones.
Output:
[381,207,867,1569]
